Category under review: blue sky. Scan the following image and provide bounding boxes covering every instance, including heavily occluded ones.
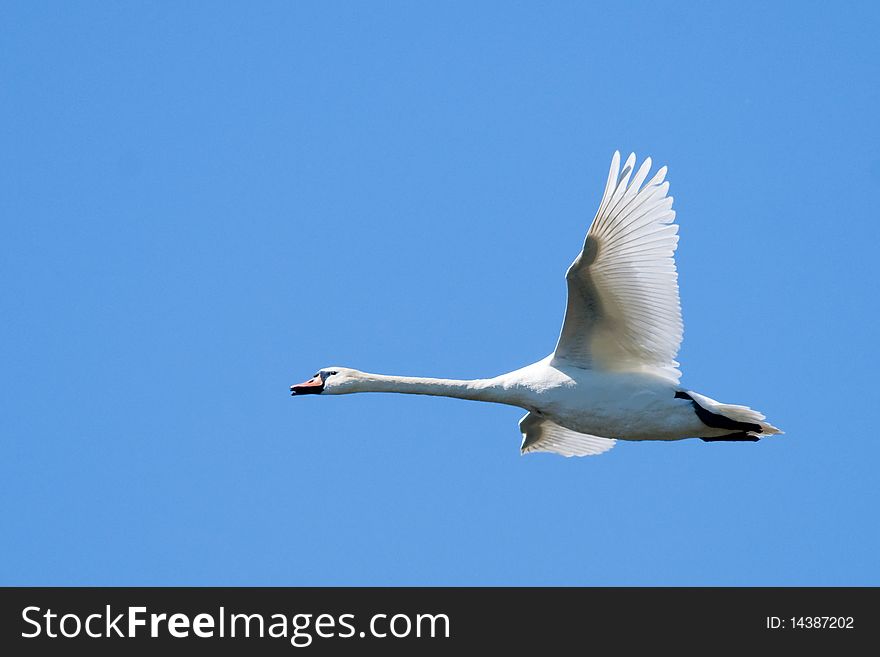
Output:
[2,2,878,585]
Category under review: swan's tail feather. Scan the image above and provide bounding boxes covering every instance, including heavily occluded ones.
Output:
[677,390,783,439]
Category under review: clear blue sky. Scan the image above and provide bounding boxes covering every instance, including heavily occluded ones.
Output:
[2,2,878,585]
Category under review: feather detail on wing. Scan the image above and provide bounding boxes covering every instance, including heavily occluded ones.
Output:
[519,412,617,457]
[553,152,683,383]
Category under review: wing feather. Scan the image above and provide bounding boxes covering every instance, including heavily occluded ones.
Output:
[519,412,617,457]
[553,152,683,382]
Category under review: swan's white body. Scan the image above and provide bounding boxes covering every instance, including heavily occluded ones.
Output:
[490,360,710,441]
[292,152,782,457]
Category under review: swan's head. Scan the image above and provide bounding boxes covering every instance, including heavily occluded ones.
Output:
[290,367,363,396]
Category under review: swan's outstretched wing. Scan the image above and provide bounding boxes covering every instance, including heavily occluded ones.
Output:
[553,152,683,383]
[520,412,616,457]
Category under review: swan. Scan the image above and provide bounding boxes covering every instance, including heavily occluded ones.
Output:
[291,152,782,457]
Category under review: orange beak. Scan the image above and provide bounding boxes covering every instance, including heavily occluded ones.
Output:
[290,376,324,395]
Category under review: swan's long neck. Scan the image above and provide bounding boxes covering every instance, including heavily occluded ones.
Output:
[350,372,518,406]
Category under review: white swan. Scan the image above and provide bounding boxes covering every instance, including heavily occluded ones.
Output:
[291,152,782,457]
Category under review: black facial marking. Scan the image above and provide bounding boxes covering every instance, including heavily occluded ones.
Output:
[290,372,325,396]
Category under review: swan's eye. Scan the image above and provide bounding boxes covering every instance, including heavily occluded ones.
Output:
[329,371,338,376]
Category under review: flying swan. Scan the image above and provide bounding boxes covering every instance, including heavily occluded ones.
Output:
[291,152,782,457]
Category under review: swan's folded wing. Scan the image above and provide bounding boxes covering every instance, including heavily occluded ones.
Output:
[553,152,683,383]
[519,412,616,457]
